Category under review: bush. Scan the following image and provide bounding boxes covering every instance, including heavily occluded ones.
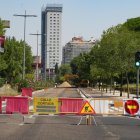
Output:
[0,77,6,87]
[17,79,31,92]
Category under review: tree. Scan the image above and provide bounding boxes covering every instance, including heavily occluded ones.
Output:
[59,64,71,76]
[1,37,33,82]
[0,18,7,72]
[0,18,6,35]
[124,17,140,32]
[55,63,59,75]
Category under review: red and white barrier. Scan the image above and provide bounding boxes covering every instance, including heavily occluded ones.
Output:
[59,98,85,114]
[21,88,33,97]
[5,97,29,114]
[0,97,2,113]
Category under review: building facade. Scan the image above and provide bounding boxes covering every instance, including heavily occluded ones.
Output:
[62,37,96,64]
[41,4,63,79]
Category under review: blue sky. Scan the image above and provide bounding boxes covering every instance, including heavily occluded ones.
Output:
[0,0,140,55]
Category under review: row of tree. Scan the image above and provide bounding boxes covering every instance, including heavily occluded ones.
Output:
[69,17,140,96]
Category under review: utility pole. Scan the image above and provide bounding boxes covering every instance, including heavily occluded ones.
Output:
[135,52,140,98]
[14,11,37,79]
[30,31,44,81]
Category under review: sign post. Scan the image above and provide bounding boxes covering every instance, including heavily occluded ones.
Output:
[136,67,139,98]
[135,52,140,98]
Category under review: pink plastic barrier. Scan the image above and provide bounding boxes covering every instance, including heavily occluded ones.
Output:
[0,97,2,113]
[59,98,85,114]
[21,88,33,97]
[6,97,29,114]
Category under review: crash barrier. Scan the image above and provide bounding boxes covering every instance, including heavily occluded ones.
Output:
[89,98,124,115]
[1,97,29,114]
[21,88,33,97]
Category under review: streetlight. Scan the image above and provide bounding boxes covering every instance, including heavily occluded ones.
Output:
[30,31,44,81]
[13,11,37,79]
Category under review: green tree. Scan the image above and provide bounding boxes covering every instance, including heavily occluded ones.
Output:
[0,18,6,35]
[124,17,140,32]
[59,64,71,76]
[1,37,33,83]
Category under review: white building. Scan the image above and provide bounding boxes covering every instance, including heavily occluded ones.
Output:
[62,37,96,64]
[41,4,63,79]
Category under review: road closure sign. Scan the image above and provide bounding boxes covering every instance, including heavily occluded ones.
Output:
[34,97,58,114]
[124,99,139,115]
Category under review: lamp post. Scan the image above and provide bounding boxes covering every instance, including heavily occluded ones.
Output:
[46,50,51,80]
[30,31,43,81]
[14,11,37,79]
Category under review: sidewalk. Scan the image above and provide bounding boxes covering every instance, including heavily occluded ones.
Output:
[92,88,136,99]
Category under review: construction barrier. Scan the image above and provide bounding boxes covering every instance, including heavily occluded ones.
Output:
[21,88,33,97]
[89,98,124,115]
[0,96,126,116]
[59,98,85,114]
[6,97,29,114]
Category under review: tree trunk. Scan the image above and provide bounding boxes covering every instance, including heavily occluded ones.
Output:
[110,77,113,94]
[120,73,123,97]
[126,72,130,98]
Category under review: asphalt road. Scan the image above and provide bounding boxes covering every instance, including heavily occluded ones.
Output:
[0,115,140,140]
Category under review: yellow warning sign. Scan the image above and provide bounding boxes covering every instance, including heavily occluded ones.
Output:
[34,97,58,114]
[79,101,96,114]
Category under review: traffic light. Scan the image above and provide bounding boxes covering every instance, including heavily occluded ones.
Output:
[135,52,140,67]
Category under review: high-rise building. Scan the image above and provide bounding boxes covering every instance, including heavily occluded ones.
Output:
[41,4,62,79]
[62,37,96,64]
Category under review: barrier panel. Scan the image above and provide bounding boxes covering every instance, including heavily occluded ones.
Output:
[21,88,33,97]
[59,98,85,114]
[89,98,124,115]
[6,97,29,114]
[0,97,2,113]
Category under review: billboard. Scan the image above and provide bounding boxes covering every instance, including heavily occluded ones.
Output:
[0,36,5,53]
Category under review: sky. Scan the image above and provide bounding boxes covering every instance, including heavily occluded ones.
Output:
[0,0,140,55]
